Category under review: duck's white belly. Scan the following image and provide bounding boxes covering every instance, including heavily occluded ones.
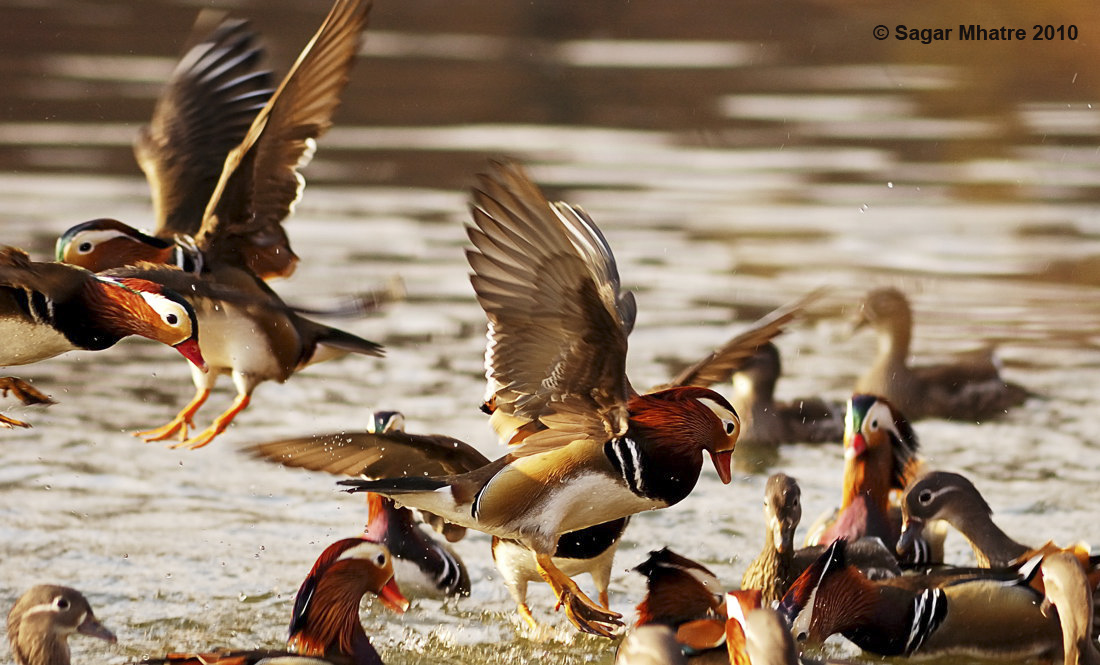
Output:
[0,319,73,366]
[193,304,290,380]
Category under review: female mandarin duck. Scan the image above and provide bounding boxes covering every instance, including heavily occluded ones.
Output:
[853,287,1030,421]
[804,394,939,563]
[1042,551,1100,665]
[0,246,204,428]
[145,538,408,665]
[897,470,1100,595]
[725,342,844,447]
[741,473,900,607]
[246,410,627,625]
[779,539,1062,659]
[7,585,116,665]
[338,161,741,637]
[55,0,383,450]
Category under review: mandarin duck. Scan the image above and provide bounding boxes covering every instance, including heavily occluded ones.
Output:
[7,585,116,665]
[804,395,940,563]
[247,410,472,598]
[725,343,844,447]
[246,410,629,621]
[1041,551,1100,665]
[55,0,383,450]
[337,161,741,637]
[740,473,899,607]
[630,549,730,665]
[0,246,204,428]
[853,287,1030,421]
[142,538,408,665]
[897,470,1100,603]
[779,539,1061,659]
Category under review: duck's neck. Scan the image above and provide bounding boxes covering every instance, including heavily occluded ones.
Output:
[876,316,911,367]
[10,632,70,665]
[949,510,1029,568]
[840,456,890,518]
[287,576,382,665]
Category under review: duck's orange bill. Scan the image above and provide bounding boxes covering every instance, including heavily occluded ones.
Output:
[174,338,207,372]
[711,450,733,484]
[377,576,410,614]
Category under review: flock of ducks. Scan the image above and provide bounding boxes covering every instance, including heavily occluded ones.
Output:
[2,1,1093,665]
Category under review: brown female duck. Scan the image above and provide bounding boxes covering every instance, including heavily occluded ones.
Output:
[853,287,1029,421]
[7,586,116,665]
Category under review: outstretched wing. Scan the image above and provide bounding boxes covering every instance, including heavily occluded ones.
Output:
[467,161,637,453]
[135,16,274,237]
[664,289,824,389]
[0,246,85,302]
[244,429,490,478]
[197,0,371,279]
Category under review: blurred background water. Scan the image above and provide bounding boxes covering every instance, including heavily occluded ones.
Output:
[2,0,1100,663]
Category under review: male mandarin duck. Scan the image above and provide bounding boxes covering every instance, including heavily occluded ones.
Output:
[7,585,117,665]
[1041,551,1100,665]
[804,394,940,563]
[898,470,1100,596]
[632,548,724,629]
[143,538,408,665]
[55,0,383,450]
[725,342,844,447]
[246,410,627,621]
[853,287,1030,421]
[740,473,900,607]
[779,539,1061,660]
[0,246,204,428]
[630,549,730,664]
[337,161,741,636]
[247,410,472,598]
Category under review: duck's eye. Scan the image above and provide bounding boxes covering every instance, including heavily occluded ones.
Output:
[796,631,808,642]
[723,419,737,435]
[918,489,933,504]
[78,242,93,253]
[376,553,387,566]
[870,419,879,429]
[165,313,178,325]
[53,596,70,611]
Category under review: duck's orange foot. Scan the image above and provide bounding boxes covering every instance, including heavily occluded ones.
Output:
[558,587,622,638]
[170,425,222,450]
[0,377,55,406]
[0,412,32,429]
[536,552,622,638]
[135,416,192,442]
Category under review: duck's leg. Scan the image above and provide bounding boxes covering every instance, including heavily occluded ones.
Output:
[534,552,621,637]
[0,412,31,428]
[135,388,210,442]
[0,377,55,406]
[173,393,250,450]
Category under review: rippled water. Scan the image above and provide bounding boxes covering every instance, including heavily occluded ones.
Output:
[2,1,1100,664]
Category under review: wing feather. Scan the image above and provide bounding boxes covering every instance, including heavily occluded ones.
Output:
[196,0,371,279]
[135,16,274,237]
[466,161,635,453]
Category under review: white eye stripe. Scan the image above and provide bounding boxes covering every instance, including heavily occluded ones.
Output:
[697,397,736,420]
[66,229,130,252]
[864,402,900,439]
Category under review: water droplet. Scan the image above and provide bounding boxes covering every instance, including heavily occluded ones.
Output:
[165,572,172,579]
[122,553,129,559]
[886,182,894,188]
[43,485,51,491]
